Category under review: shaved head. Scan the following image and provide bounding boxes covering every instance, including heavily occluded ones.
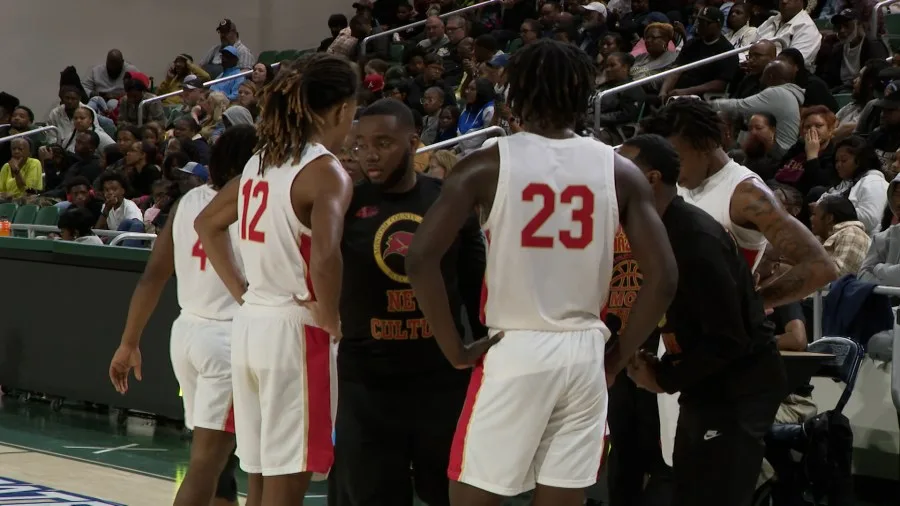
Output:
[761,60,795,87]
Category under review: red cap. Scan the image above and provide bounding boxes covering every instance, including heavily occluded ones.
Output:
[364,74,384,93]
[125,71,151,90]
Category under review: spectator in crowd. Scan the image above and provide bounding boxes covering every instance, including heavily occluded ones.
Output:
[426,149,457,179]
[660,7,738,100]
[471,34,503,78]
[95,171,143,233]
[328,14,372,59]
[200,19,255,76]
[435,104,460,143]
[38,144,69,192]
[727,3,759,59]
[101,144,124,171]
[454,37,477,97]
[518,18,542,48]
[596,52,645,144]
[117,72,166,126]
[740,112,787,179]
[733,40,778,100]
[711,60,804,150]
[236,81,259,117]
[442,15,470,86]
[776,47,839,111]
[338,125,363,184]
[420,87,445,145]
[172,118,210,165]
[168,76,207,128]
[869,87,900,174]
[249,63,274,87]
[0,138,42,200]
[0,91,18,128]
[818,135,888,234]
[597,33,631,75]
[210,105,254,145]
[47,134,103,200]
[457,78,495,153]
[756,0,822,69]
[142,123,165,155]
[775,105,840,196]
[109,125,140,171]
[834,59,889,136]
[615,0,652,43]
[404,45,428,79]
[197,92,230,142]
[408,53,458,114]
[57,207,104,245]
[419,16,450,54]
[318,13,349,52]
[47,86,93,146]
[175,161,209,188]
[770,179,805,220]
[156,54,211,106]
[142,179,176,234]
[859,172,900,284]
[365,58,389,77]
[0,106,44,167]
[58,176,103,222]
[62,106,115,155]
[82,49,139,111]
[538,0,562,35]
[579,2,610,59]
[384,79,410,103]
[122,141,162,198]
[208,47,244,101]
[628,11,671,57]
[630,22,678,84]
[810,194,871,276]
[820,9,886,90]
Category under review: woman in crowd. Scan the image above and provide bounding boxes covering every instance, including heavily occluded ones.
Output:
[740,112,786,180]
[195,91,229,142]
[426,149,457,179]
[236,81,259,118]
[596,32,630,82]
[810,194,872,276]
[630,22,678,86]
[774,106,840,198]
[818,135,889,235]
[156,54,211,106]
[62,106,115,155]
[249,63,274,87]
[435,105,460,143]
[859,168,900,284]
[122,141,162,198]
[457,78,496,153]
[596,52,645,145]
[0,138,43,200]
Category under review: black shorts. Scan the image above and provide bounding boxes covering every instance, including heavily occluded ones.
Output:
[329,379,467,506]
[215,449,239,501]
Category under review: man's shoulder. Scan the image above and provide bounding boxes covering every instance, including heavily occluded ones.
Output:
[667,198,735,251]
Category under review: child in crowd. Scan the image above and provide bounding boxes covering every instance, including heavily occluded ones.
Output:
[57,207,104,245]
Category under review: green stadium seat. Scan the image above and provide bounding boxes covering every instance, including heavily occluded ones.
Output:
[35,206,60,226]
[275,49,300,61]
[296,48,316,58]
[815,18,833,30]
[389,43,406,63]
[258,50,279,66]
[0,203,17,220]
[11,204,38,238]
[834,93,852,110]
[506,38,524,53]
[885,14,900,51]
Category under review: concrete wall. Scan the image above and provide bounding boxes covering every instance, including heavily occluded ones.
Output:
[0,0,350,117]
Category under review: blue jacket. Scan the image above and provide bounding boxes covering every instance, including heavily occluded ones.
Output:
[822,274,893,348]
[209,67,243,101]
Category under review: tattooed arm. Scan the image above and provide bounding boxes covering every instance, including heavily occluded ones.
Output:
[731,179,838,308]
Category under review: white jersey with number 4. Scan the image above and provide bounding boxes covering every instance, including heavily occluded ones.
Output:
[172,185,243,321]
[482,133,618,335]
[237,143,336,308]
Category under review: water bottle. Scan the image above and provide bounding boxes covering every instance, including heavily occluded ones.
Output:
[0,219,10,237]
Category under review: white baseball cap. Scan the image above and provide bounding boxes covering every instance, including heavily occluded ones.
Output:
[584,2,608,17]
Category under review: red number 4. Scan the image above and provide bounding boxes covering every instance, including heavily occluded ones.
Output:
[192,238,207,271]
[520,183,594,249]
[241,179,269,243]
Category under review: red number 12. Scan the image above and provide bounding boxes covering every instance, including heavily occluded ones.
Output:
[520,183,595,249]
[241,180,269,243]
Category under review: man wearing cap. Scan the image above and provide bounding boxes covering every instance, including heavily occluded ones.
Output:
[165,76,207,129]
[870,87,900,173]
[200,19,255,77]
[755,0,821,70]
[117,72,166,126]
[660,6,739,100]
[579,2,609,59]
[157,54,211,106]
[208,47,244,101]
[82,49,140,110]
[821,9,887,89]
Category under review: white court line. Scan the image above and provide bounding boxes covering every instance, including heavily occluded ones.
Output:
[64,444,168,454]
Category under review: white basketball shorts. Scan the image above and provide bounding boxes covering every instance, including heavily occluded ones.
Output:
[231,303,334,477]
[448,328,608,496]
[169,313,234,433]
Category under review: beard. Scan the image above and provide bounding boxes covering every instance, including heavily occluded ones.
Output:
[370,148,413,191]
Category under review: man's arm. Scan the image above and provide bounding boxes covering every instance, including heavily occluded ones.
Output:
[457,214,488,340]
[674,79,729,97]
[606,154,679,377]
[194,177,247,303]
[732,178,838,307]
[295,157,354,336]
[407,145,500,369]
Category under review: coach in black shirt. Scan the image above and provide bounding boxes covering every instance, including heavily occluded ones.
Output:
[332,98,485,506]
[659,7,739,100]
[619,134,787,506]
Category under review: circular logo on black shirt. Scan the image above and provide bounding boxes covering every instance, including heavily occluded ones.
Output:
[373,212,423,283]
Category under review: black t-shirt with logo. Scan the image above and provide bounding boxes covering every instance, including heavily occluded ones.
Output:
[673,37,739,91]
[338,174,486,386]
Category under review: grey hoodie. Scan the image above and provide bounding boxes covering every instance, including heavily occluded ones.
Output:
[858,172,900,286]
[223,105,254,127]
[710,83,805,151]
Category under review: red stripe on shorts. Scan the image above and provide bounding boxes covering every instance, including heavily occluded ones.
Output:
[299,233,316,300]
[223,402,236,434]
[448,357,486,481]
[303,325,333,473]
[479,231,490,325]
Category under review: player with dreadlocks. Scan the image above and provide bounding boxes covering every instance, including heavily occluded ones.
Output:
[195,53,357,506]
[406,39,678,506]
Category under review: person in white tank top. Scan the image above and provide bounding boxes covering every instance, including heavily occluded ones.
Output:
[641,99,837,309]
[194,54,356,505]
[109,125,258,506]
[407,40,679,506]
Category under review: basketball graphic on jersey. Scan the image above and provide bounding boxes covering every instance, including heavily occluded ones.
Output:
[373,212,423,284]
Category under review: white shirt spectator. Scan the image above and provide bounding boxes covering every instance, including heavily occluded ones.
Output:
[728,23,759,61]
[74,235,104,246]
[82,62,139,97]
[200,40,255,70]
[756,9,822,70]
[101,199,142,230]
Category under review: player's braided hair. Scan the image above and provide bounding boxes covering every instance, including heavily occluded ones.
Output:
[506,39,596,131]
[255,53,359,175]
[639,99,724,151]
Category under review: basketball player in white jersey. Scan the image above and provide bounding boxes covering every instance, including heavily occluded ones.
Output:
[109,125,258,506]
[406,40,679,506]
[641,99,837,306]
[194,53,356,506]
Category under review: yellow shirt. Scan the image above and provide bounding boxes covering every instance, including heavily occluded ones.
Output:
[0,158,43,198]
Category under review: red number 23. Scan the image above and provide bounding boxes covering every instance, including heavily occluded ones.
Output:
[241,179,269,243]
[520,183,594,249]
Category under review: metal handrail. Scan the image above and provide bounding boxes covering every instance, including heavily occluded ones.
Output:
[109,232,158,247]
[593,45,751,129]
[811,285,900,340]
[360,0,502,59]
[415,126,506,154]
[0,126,59,146]
[871,0,900,39]
[10,223,154,240]
[137,59,293,125]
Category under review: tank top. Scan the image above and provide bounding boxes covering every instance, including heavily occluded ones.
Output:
[678,159,768,271]
[172,185,243,320]
[482,132,618,334]
[237,143,337,307]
